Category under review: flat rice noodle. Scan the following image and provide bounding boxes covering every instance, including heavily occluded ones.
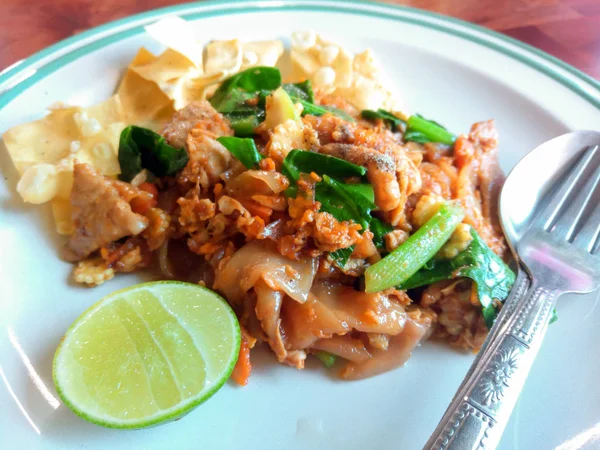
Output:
[226,170,289,196]
[341,318,430,380]
[254,280,308,369]
[311,335,371,363]
[282,280,407,349]
[214,240,317,304]
[254,279,287,361]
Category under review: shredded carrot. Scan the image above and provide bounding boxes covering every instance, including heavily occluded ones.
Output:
[309,171,322,182]
[231,336,252,386]
[238,198,272,220]
[469,282,479,306]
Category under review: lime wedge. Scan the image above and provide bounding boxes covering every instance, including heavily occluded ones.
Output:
[53,281,240,429]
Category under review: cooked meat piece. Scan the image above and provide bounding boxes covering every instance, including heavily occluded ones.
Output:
[62,163,148,262]
[169,102,234,188]
[454,120,506,257]
[161,101,231,149]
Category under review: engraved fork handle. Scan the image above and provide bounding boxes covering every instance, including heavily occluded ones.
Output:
[424,275,557,450]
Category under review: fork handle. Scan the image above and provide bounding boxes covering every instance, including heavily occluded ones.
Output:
[423,281,557,450]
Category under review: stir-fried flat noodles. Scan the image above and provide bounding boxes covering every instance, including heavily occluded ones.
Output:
[3,28,514,383]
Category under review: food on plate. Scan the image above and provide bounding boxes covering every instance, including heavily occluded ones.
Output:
[53,281,240,428]
[4,18,515,384]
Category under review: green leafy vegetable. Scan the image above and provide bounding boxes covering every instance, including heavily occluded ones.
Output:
[118,126,189,182]
[209,67,282,137]
[210,71,353,136]
[364,203,465,293]
[361,109,405,131]
[283,80,315,103]
[209,67,282,110]
[283,79,352,121]
[313,178,376,268]
[210,89,257,114]
[369,216,393,249]
[549,308,558,325]
[330,247,354,267]
[319,175,375,231]
[297,99,355,122]
[315,351,337,368]
[226,113,264,137]
[216,136,263,169]
[400,227,515,328]
[281,149,366,183]
[343,184,375,204]
[281,150,376,268]
[404,114,456,145]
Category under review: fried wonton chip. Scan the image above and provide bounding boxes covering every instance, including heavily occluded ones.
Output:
[3,96,127,233]
[241,40,285,69]
[145,16,203,67]
[205,39,243,76]
[289,30,404,111]
[121,18,285,114]
[4,96,124,175]
[117,48,176,127]
[130,48,199,86]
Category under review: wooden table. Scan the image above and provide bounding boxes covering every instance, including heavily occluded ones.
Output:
[0,0,598,78]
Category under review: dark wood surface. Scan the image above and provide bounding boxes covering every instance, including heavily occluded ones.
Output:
[0,0,598,79]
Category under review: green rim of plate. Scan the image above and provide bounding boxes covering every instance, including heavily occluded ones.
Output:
[0,0,598,110]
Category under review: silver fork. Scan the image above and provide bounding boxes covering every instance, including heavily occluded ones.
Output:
[425,144,600,450]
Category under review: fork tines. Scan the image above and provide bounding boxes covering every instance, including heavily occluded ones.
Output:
[536,144,600,253]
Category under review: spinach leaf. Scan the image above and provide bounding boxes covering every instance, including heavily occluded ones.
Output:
[297,99,355,122]
[209,67,281,137]
[402,130,431,144]
[414,113,448,130]
[312,177,377,268]
[330,247,354,267]
[343,184,375,204]
[317,175,374,232]
[361,109,405,131]
[282,150,379,269]
[217,136,263,169]
[225,112,264,137]
[283,79,353,121]
[400,227,515,328]
[211,89,258,114]
[369,216,393,250]
[118,126,188,182]
[283,80,315,103]
[404,114,456,145]
[209,67,282,111]
[282,149,366,183]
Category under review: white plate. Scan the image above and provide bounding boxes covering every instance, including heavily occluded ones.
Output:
[1,1,599,449]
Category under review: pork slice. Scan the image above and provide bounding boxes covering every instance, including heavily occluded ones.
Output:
[63,163,148,262]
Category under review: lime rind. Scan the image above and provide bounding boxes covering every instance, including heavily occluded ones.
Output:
[53,281,240,429]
